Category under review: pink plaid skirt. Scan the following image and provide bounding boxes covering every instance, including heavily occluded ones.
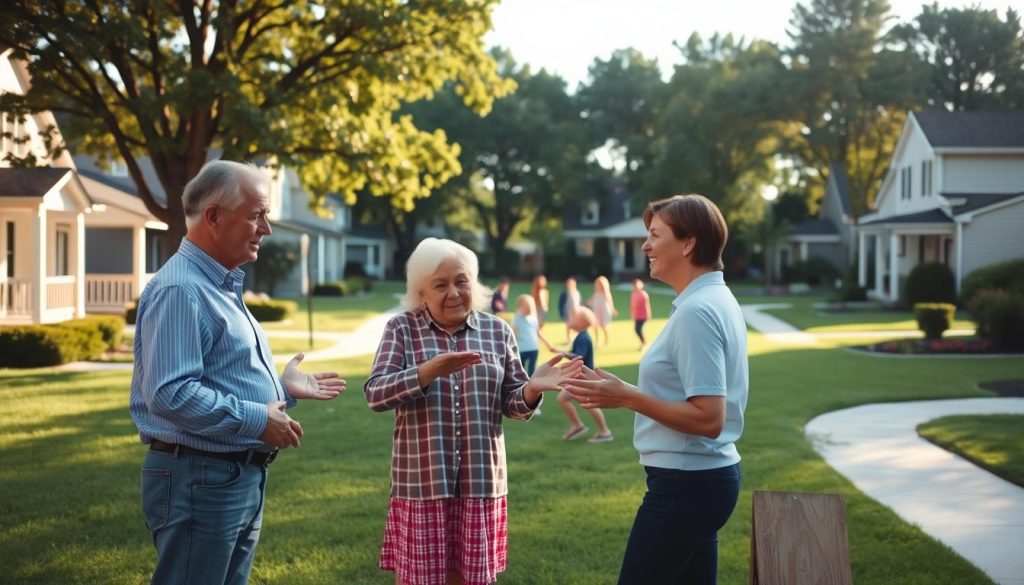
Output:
[380,497,508,585]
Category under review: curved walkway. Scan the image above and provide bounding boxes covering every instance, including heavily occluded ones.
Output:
[806,398,1024,585]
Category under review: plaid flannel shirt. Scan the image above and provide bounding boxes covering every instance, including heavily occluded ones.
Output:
[364,309,537,500]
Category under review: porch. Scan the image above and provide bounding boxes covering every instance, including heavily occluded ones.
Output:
[857,224,954,304]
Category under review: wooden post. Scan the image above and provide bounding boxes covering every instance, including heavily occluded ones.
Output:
[750,491,852,585]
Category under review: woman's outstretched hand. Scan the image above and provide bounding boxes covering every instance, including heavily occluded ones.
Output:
[563,365,634,409]
[530,353,584,392]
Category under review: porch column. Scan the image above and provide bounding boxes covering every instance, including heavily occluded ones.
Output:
[955,221,964,294]
[133,226,147,300]
[799,241,809,262]
[74,212,86,317]
[889,232,900,302]
[32,205,46,323]
[858,231,867,287]
[317,234,325,283]
[874,234,884,297]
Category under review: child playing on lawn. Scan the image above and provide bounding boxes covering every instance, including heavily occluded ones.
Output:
[631,278,652,350]
[558,306,614,443]
[513,294,556,376]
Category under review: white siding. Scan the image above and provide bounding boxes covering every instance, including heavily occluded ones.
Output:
[943,155,1024,194]
[960,200,1024,278]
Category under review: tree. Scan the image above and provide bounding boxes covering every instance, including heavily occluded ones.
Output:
[0,1,513,260]
[577,48,666,204]
[411,50,588,270]
[252,241,298,296]
[893,4,1024,111]
[647,33,788,224]
[782,0,927,218]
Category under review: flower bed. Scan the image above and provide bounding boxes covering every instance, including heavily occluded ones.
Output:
[860,336,999,355]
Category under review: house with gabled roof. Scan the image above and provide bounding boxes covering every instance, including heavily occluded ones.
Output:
[1,45,99,324]
[562,179,648,278]
[856,110,1024,303]
[773,162,857,282]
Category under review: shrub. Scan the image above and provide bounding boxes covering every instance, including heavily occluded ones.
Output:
[0,324,104,367]
[72,315,125,349]
[960,258,1024,306]
[346,276,372,293]
[968,289,1024,350]
[787,257,839,286]
[914,303,955,340]
[343,260,367,278]
[246,298,297,322]
[831,262,868,302]
[251,241,299,296]
[313,282,348,297]
[903,263,956,306]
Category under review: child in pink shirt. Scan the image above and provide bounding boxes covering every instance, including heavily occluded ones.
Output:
[630,278,652,350]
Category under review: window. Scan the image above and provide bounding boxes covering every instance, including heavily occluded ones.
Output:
[900,167,912,200]
[55,226,70,276]
[581,201,601,225]
[622,200,631,220]
[5,222,13,278]
[921,160,933,196]
[146,230,164,273]
[898,235,906,258]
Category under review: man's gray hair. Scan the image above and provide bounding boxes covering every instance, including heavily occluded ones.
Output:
[402,238,491,312]
[182,160,268,230]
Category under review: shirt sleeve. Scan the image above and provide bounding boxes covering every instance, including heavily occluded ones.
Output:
[139,285,268,438]
[363,316,428,411]
[673,302,727,398]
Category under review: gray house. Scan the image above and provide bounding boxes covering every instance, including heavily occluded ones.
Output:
[857,110,1024,303]
[773,162,857,281]
[562,179,648,278]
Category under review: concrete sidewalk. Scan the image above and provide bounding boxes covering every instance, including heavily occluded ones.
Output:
[806,398,1024,585]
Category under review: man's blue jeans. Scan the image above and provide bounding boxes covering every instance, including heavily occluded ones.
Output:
[141,449,268,585]
[617,464,741,585]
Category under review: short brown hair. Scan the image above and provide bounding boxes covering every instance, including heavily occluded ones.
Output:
[642,194,728,270]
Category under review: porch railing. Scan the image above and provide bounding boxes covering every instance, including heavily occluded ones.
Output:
[46,275,76,310]
[1,278,31,317]
[85,274,137,312]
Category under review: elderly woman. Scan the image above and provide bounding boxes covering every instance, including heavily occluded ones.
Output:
[566,194,749,585]
[364,238,580,585]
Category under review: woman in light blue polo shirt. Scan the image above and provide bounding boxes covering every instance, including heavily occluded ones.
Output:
[566,194,748,585]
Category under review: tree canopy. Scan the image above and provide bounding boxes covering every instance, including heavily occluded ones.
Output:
[0,0,513,256]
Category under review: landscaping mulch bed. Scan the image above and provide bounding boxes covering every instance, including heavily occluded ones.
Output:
[980,379,1024,397]
[854,336,1006,355]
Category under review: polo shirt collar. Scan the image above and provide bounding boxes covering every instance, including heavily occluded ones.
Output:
[671,271,725,309]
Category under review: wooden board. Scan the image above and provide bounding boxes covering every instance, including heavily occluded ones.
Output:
[750,490,853,585]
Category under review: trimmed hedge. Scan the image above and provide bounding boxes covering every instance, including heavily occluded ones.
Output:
[960,259,1024,306]
[903,262,956,306]
[913,303,955,340]
[0,323,105,368]
[65,315,125,350]
[968,289,1024,350]
[313,282,348,297]
[246,298,297,322]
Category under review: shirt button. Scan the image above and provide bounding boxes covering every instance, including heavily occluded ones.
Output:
[454,385,459,391]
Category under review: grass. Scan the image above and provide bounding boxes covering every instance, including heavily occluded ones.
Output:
[755,296,976,333]
[917,415,1024,488]
[0,287,1016,584]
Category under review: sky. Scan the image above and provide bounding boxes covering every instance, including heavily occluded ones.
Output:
[486,0,1024,91]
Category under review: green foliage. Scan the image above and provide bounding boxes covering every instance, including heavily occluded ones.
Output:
[784,256,840,286]
[246,298,298,322]
[312,282,349,297]
[959,258,1024,306]
[1,0,514,259]
[967,289,1024,350]
[252,241,300,296]
[63,315,125,351]
[0,323,105,367]
[894,5,1024,111]
[903,262,956,306]
[913,302,956,340]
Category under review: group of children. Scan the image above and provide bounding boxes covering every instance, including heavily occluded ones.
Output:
[495,275,653,445]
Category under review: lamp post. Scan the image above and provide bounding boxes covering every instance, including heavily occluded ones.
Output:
[761,185,779,288]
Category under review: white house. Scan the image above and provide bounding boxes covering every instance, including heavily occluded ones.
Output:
[857,110,1024,303]
[1,45,97,324]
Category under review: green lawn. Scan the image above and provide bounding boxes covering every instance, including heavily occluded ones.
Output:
[755,296,976,333]
[0,289,1016,584]
[918,415,1024,488]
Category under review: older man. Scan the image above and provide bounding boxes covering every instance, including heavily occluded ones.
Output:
[130,160,345,585]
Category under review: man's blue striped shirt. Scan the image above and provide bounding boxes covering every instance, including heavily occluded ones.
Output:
[130,238,292,452]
